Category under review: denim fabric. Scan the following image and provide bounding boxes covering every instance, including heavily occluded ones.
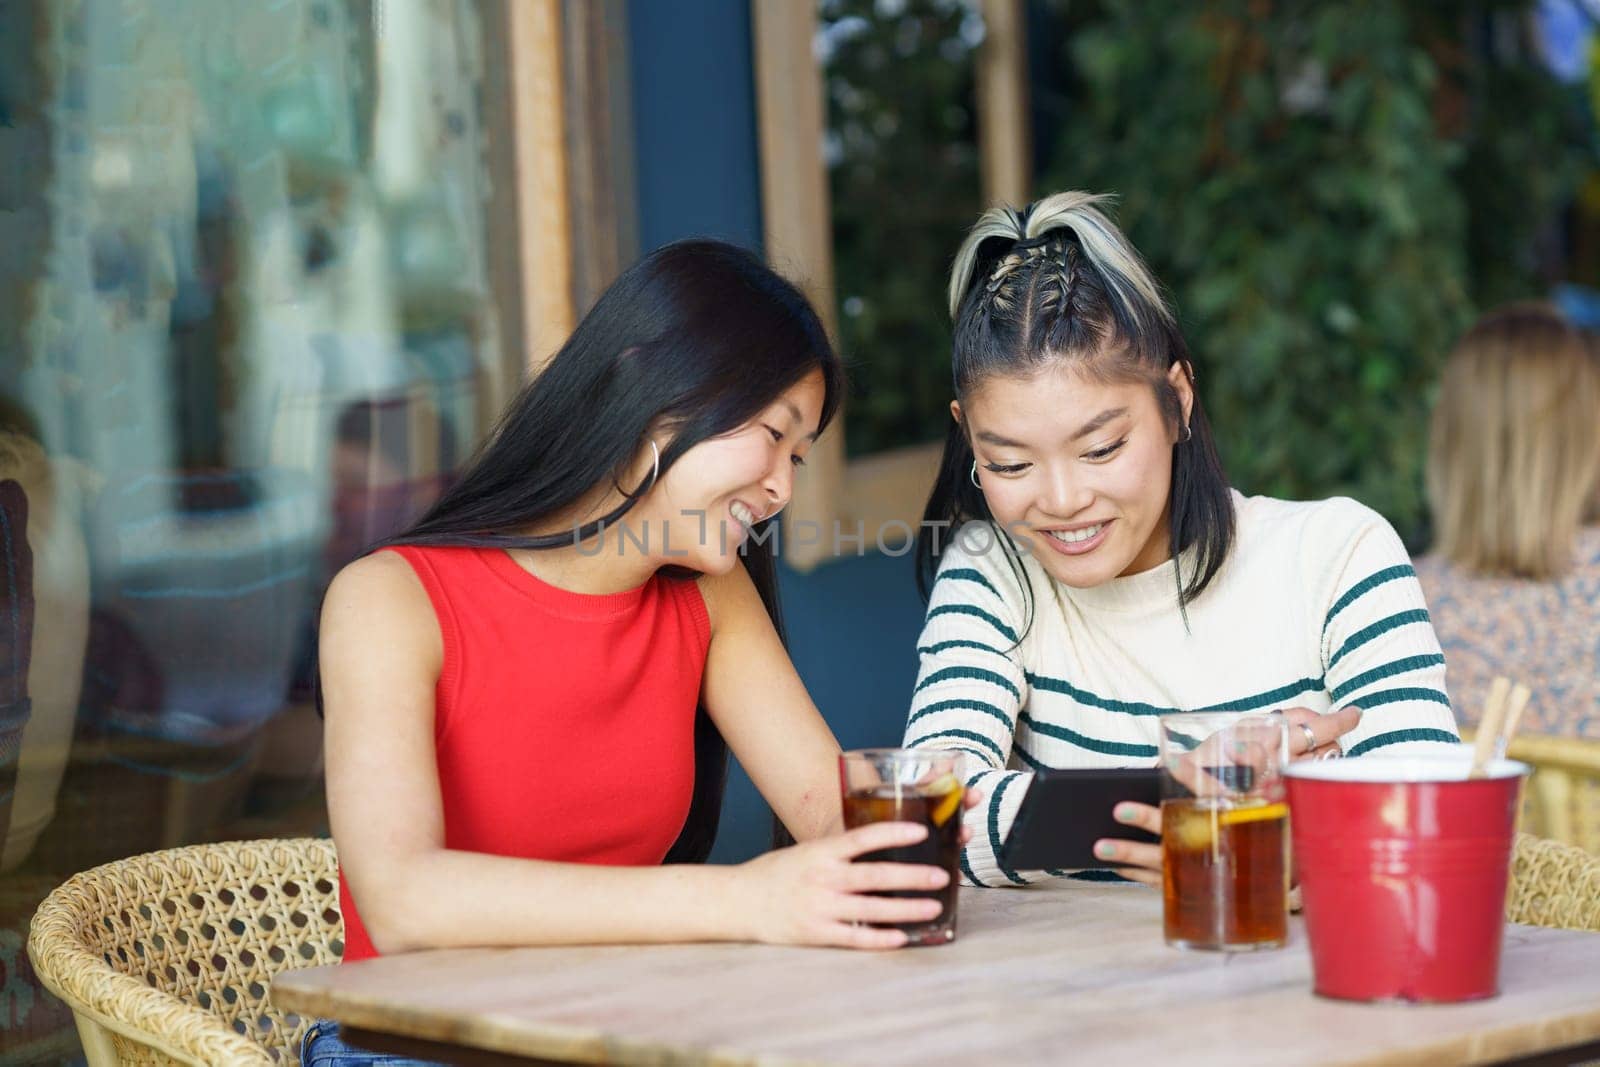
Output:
[299,1020,446,1066]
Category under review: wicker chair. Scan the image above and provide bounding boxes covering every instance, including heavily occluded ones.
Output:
[1463,731,1600,855]
[27,838,342,1065]
[1507,832,1600,933]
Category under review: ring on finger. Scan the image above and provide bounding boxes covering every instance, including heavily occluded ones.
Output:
[1297,721,1317,755]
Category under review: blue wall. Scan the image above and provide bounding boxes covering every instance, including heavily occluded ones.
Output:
[627,0,764,254]
[710,551,929,862]
[626,2,928,862]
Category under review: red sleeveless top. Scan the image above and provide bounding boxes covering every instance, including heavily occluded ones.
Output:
[338,545,710,961]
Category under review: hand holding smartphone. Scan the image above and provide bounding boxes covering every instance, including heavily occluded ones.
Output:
[997,768,1162,870]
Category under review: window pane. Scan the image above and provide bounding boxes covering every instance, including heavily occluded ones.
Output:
[0,0,507,890]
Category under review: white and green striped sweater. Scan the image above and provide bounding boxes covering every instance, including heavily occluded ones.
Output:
[904,491,1460,888]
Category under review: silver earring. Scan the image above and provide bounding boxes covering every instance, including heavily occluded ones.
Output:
[970,460,982,489]
[618,440,661,499]
[1181,423,1192,444]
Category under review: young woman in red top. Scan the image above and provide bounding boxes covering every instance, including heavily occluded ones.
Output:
[318,241,967,980]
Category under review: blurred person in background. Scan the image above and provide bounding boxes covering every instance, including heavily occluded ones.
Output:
[1415,303,1600,737]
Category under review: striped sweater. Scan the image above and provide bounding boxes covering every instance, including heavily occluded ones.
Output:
[903,491,1460,887]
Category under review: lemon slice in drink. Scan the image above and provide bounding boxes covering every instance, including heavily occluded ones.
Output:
[1168,805,1216,850]
[925,774,964,827]
[1217,800,1287,827]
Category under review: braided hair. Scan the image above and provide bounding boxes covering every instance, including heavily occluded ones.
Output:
[916,192,1235,621]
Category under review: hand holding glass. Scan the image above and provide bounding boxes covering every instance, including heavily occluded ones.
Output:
[1159,712,1290,951]
[838,749,964,946]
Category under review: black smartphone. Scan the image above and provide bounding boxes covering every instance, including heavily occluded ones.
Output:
[997,768,1162,871]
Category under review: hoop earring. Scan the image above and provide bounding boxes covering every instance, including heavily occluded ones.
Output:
[970,460,982,489]
[1180,423,1193,444]
[622,440,661,499]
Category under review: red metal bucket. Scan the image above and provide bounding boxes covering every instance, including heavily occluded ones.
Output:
[1285,745,1528,1003]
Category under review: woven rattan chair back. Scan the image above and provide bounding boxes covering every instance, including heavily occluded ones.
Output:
[1463,731,1600,854]
[1512,735,1600,855]
[27,837,342,1066]
[1507,833,1600,933]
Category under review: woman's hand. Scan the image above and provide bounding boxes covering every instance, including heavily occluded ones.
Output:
[732,822,953,949]
[1093,802,1164,887]
[1091,707,1363,887]
[1283,705,1362,760]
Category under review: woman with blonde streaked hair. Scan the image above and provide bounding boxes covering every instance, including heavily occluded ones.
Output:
[1415,302,1600,736]
[904,191,1459,888]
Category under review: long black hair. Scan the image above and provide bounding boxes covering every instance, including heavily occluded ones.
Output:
[379,239,844,863]
[915,192,1234,628]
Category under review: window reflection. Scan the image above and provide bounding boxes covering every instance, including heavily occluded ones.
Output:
[0,0,505,889]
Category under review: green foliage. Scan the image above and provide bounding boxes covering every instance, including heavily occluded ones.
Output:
[821,0,984,456]
[1039,0,1591,543]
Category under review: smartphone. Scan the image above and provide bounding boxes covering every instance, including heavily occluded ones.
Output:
[997,767,1162,871]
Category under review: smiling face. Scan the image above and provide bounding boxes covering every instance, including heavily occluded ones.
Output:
[642,368,826,574]
[957,359,1193,588]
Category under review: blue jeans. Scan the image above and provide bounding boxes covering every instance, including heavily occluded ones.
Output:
[299,1020,446,1066]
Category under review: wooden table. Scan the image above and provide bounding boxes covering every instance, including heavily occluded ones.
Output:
[273,882,1600,1066]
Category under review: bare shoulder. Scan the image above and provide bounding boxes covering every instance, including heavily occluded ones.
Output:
[696,560,763,637]
[326,548,426,603]
[321,550,442,669]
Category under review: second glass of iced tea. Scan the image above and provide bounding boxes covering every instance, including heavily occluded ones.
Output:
[1158,711,1290,951]
[838,748,964,946]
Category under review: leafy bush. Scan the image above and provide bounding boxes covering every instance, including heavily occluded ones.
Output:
[821,0,984,456]
[1038,0,1591,543]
